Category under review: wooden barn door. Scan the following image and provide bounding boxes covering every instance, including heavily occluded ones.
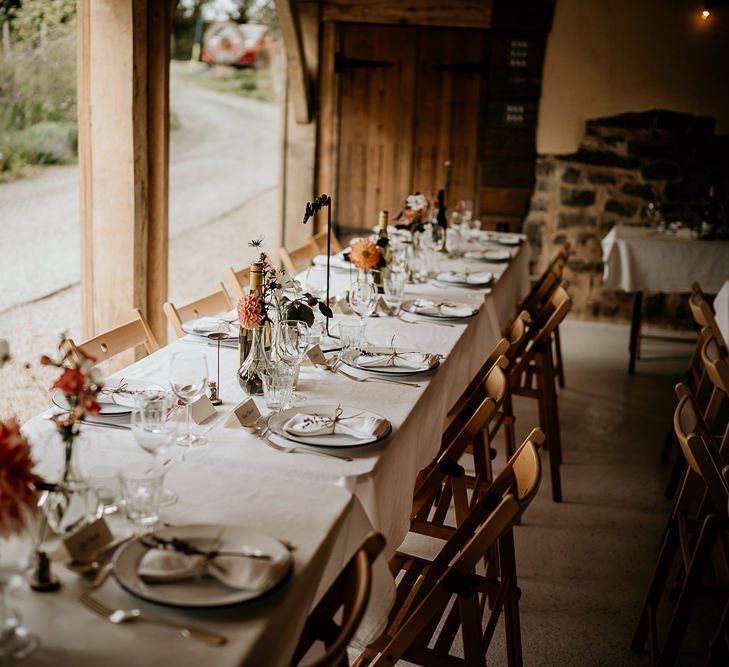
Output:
[329,23,486,235]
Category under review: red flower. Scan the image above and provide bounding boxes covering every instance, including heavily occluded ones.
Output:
[81,395,101,415]
[0,420,41,538]
[52,368,85,396]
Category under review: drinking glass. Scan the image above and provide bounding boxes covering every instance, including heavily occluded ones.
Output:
[304,266,329,298]
[120,463,163,533]
[131,391,178,506]
[339,321,365,364]
[85,466,120,515]
[261,363,297,411]
[383,271,406,312]
[348,279,377,331]
[277,320,311,400]
[169,351,208,447]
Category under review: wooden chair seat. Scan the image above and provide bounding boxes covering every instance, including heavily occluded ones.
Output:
[313,229,343,254]
[163,283,233,338]
[224,265,251,301]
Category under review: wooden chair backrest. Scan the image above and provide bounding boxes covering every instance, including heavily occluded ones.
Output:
[686,432,729,515]
[700,331,729,394]
[72,308,159,363]
[224,266,250,301]
[313,229,343,254]
[674,390,714,477]
[280,239,321,275]
[506,310,531,360]
[516,244,569,317]
[534,283,572,345]
[163,283,233,338]
[690,282,728,352]
[292,532,385,666]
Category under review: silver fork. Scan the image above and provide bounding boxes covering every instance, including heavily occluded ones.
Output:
[336,368,421,388]
[398,315,456,328]
[78,593,227,646]
[259,429,353,462]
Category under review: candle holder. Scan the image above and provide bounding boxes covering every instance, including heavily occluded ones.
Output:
[207,331,229,405]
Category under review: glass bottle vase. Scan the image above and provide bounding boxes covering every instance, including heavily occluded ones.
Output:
[237,326,272,396]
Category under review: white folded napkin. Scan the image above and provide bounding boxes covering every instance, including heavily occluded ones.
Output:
[284,412,389,440]
[138,548,290,591]
[436,271,494,286]
[463,249,511,262]
[313,253,352,271]
[407,299,476,318]
[355,351,437,371]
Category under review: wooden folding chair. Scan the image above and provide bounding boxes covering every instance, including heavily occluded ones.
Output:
[506,283,572,502]
[68,308,159,364]
[224,265,251,301]
[355,429,544,667]
[163,283,233,338]
[414,357,512,535]
[280,238,321,275]
[632,388,729,666]
[291,532,385,667]
[690,282,729,353]
[313,229,343,254]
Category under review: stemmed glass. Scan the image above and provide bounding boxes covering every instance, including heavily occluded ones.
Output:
[348,278,377,336]
[169,351,208,447]
[130,391,178,506]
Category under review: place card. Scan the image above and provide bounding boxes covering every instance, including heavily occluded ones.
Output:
[307,344,328,366]
[62,517,113,562]
[337,297,353,315]
[190,394,217,424]
[224,398,262,428]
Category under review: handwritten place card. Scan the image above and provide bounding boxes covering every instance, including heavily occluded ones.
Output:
[307,344,328,366]
[224,398,262,428]
[337,297,353,315]
[190,394,217,424]
[63,517,113,562]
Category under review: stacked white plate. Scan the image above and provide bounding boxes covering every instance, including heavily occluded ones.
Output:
[401,298,477,321]
[340,346,439,376]
[433,271,494,288]
[463,248,512,262]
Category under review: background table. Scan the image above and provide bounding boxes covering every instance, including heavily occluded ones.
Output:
[602,225,729,373]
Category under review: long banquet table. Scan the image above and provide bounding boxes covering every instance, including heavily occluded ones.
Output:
[20,238,530,665]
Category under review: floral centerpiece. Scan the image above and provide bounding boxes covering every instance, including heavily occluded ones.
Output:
[237,241,332,394]
[346,238,383,272]
[39,335,103,531]
[395,192,432,234]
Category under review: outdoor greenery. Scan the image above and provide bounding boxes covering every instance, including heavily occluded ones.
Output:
[183,65,275,103]
[0,0,76,180]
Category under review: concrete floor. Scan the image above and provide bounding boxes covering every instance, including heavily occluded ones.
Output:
[389,318,715,666]
[486,318,715,665]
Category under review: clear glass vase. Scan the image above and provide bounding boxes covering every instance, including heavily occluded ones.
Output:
[237,326,272,396]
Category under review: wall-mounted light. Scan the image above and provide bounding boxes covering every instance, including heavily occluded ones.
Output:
[701,0,723,20]
[702,8,711,19]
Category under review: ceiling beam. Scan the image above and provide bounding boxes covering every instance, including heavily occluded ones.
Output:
[276,0,311,124]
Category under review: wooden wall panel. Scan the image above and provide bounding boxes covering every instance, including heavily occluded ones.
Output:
[322,0,492,28]
[411,27,486,207]
[336,24,416,231]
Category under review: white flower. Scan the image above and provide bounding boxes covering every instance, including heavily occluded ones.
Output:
[406,193,429,213]
[0,339,9,366]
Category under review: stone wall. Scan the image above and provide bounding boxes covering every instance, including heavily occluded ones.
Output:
[524,110,729,326]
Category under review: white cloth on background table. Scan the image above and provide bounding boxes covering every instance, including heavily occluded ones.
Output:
[714,280,729,344]
[22,244,530,664]
[602,225,729,293]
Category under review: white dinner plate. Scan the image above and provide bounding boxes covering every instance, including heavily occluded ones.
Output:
[267,404,392,448]
[340,347,439,376]
[493,234,522,246]
[401,299,477,320]
[113,524,293,608]
[180,316,239,338]
[435,271,494,287]
[312,253,354,272]
[52,378,164,415]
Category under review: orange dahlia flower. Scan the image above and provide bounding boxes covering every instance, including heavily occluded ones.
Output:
[349,239,381,270]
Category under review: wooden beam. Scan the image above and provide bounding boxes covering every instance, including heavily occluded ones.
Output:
[322,0,492,28]
[276,0,310,124]
[77,0,171,363]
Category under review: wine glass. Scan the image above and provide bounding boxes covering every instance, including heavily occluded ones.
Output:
[131,391,178,506]
[348,279,377,328]
[277,320,310,401]
[303,266,329,298]
[169,351,208,447]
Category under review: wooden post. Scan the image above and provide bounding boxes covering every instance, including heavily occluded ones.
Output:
[76,0,171,363]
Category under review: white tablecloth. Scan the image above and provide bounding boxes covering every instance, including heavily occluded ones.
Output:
[20,241,530,663]
[602,225,729,293]
[14,466,376,667]
[714,280,729,343]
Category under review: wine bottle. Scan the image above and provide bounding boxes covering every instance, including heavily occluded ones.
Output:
[239,261,263,362]
[375,210,390,293]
